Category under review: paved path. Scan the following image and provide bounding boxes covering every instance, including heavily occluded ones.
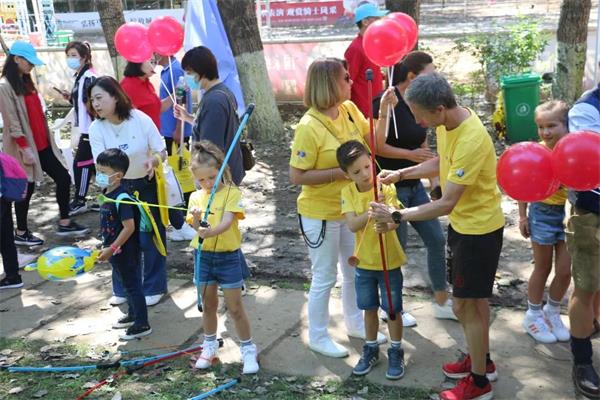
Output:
[1,266,597,399]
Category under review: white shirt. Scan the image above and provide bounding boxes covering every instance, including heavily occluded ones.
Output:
[568,102,600,133]
[89,109,165,179]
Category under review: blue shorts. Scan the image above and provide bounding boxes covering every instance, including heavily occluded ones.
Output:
[194,249,245,289]
[355,267,403,313]
[528,202,566,245]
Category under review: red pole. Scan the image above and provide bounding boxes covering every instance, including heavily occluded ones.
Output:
[366,69,395,321]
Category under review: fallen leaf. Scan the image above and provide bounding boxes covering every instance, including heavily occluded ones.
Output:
[357,386,369,395]
[1,349,13,356]
[62,373,80,379]
[111,392,122,400]
[82,381,99,389]
[50,300,62,305]
[8,387,24,394]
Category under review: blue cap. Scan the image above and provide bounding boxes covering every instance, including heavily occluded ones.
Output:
[354,3,389,24]
[9,41,44,66]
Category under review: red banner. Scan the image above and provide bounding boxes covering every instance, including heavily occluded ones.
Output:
[259,1,345,27]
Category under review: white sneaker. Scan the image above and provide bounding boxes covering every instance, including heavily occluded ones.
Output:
[167,228,186,242]
[181,224,197,241]
[108,295,127,306]
[195,340,219,369]
[402,311,417,327]
[433,299,458,321]
[308,336,349,358]
[347,329,388,345]
[523,311,557,343]
[145,294,163,307]
[543,305,570,342]
[241,344,259,374]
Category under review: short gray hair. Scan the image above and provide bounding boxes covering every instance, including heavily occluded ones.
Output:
[404,73,457,112]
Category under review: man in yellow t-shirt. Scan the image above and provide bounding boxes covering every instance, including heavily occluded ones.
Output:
[337,140,407,380]
[370,73,504,400]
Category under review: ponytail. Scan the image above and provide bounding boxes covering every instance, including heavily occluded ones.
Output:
[391,51,433,86]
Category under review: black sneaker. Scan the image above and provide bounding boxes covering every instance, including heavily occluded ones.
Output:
[68,200,88,216]
[120,324,152,340]
[0,276,23,290]
[112,314,135,329]
[56,222,90,237]
[573,363,600,399]
[14,230,44,246]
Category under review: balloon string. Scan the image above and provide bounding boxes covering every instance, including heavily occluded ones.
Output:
[353,215,372,257]
[388,66,399,140]
[159,78,176,104]
[98,194,188,212]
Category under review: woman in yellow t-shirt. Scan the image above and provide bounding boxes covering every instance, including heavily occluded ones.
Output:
[289,58,385,358]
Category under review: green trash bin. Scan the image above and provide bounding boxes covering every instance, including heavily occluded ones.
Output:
[500,73,541,143]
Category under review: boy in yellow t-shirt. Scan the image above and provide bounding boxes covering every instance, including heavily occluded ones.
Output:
[518,101,571,344]
[337,140,407,380]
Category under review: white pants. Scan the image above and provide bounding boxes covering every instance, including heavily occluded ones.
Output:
[300,216,364,343]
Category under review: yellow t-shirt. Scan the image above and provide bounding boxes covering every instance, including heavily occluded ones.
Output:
[437,109,505,234]
[185,185,245,251]
[290,101,370,220]
[539,142,568,205]
[341,182,406,270]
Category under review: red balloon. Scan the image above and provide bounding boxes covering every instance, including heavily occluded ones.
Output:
[114,23,153,63]
[148,16,184,56]
[387,12,418,52]
[552,130,600,191]
[497,142,560,202]
[363,19,408,67]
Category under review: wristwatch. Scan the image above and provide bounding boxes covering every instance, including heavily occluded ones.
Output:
[391,210,402,224]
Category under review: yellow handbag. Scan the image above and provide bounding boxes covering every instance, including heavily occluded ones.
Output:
[167,142,195,194]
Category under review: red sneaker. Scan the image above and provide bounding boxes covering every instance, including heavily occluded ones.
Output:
[442,354,498,381]
[440,375,493,400]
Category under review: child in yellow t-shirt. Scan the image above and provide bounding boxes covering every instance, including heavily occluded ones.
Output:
[337,140,407,380]
[186,140,258,375]
[519,101,571,344]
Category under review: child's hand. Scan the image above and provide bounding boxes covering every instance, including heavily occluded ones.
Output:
[97,247,113,262]
[197,225,214,239]
[519,218,530,239]
[190,207,202,221]
[374,222,389,234]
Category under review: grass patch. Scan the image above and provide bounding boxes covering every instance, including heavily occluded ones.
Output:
[0,338,434,399]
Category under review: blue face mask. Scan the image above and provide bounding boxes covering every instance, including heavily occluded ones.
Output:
[95,172,115,189]
[66,57,81,70]
[185,73,200,91]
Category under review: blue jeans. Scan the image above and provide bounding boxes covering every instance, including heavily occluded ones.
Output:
[112,251,148,326]
[396,182,447,292]
[113,177,167,297]
[355,267,404,313]
[528,202,566,245]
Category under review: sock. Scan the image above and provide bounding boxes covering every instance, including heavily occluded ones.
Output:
[546,296,562,313]
[570,335,593,365]
[486,353,493,365]
[204,333,217,343]
[471,372,489,388]
[240,338,253,347]
[391,340,402,349]
[366,340,378,348]
[527,301,542,314]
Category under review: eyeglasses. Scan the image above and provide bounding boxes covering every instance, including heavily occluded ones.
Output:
[344,73,351,83]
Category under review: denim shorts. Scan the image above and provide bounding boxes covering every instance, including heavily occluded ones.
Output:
[355,267,403,313]
[528,202,566,245]
[194,249,245,289]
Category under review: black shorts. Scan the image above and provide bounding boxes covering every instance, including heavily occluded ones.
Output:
[447,224,503,298]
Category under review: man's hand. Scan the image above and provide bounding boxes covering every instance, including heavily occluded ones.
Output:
[97,247,114,262]
[408,148,436,163]
[144,156,159,179]
[21,147,36,165]
[369,202,395,224]
[378,169,402,185]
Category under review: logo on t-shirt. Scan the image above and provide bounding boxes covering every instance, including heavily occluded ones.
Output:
[119,144,129,151]
[456,168,465,178]
[297,150,306,158]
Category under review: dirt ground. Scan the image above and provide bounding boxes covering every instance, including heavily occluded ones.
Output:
[8,106,542,312]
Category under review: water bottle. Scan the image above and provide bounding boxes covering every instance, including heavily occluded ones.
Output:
[175,76,187,106]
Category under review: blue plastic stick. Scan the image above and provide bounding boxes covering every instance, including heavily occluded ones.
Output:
[188,379,239,400]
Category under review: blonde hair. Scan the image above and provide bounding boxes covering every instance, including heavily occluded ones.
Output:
[535,100,569,127]
[304,57,347,111]
[191,140,233,185]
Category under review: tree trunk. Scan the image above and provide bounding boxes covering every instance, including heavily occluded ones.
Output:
[97,0,127,79]
[216,0,284,141]
[553,0,592,103]
[385,0,421,24]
